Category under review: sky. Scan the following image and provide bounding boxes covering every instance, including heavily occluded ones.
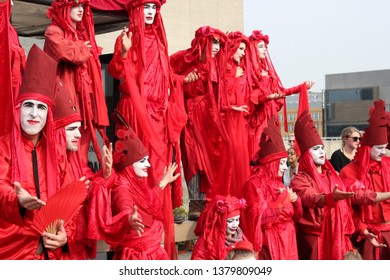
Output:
[243,0,390,92]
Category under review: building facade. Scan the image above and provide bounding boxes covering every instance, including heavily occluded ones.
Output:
[325,69,390,137]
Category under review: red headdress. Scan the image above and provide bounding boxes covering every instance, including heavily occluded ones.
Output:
[47,0,99,58]
[53,81,81,130]
[13,44,59,198]
[194,195,246,260]
[53,80,84,180]
[361,99,388,146]
[112,110,148,172]
[258,116,288,164]
[294,110,323,156]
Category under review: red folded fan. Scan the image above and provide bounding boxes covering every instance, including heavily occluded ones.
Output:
[30,180,88,235]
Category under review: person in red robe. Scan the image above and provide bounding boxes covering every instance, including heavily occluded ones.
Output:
[0,0,26,136]
[221,31,254,198]
[290,110,355,259]
[108,0,189,259]
[191,195,247,260]
[340,99,390,259]
[241,116,302,260]
[247,30,314,161]
[0,45,67,260]
[44,0,109,165]
[52,83,116,259]
[170,26,231,205]
[109,123,179,260]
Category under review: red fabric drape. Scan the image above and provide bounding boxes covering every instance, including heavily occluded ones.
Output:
[0,1,14,136]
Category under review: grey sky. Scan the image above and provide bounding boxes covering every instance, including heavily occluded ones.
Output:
[243,0,390,92]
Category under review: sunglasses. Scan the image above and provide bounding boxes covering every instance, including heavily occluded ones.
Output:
[349,136,362,142]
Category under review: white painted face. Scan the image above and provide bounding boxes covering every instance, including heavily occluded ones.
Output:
[65,121,82,152]
[70,4,84,25]
[278,158,288,177]
[144,3,157,25]
[257,41,267,59]
[233,42,246,64]
[309,145,326,166]
[20,99,48,141]
[212,39,220,58]
[370,144,387,161]
[132,155,151,178]
[226,215,240,236]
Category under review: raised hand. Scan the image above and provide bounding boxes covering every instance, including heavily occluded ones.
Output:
[128,205,144,237]
[120,26,132,58]
[305,81,315,89]
[102,143,113,179]
[14,181,46,210]
[158,162,180,189]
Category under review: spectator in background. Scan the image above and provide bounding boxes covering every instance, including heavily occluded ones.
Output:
[288,134,296,148]
[330,126,362,173]
[283,147,299,187]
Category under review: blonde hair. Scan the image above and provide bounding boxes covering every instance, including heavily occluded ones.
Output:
[341,126,361,147]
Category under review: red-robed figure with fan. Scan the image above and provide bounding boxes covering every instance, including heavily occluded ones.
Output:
[0,45,72,260]
[52,81,116,260]
[241,116,302,260]
[247,30,314,161]
[43,0,110,165]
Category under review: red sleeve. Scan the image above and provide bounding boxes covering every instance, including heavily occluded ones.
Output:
[107,35,128,80]
[292,196,303,221]
[44,25,90,65]
[282,83,305,96]
[0,139,23,225]
[290,173,326,209]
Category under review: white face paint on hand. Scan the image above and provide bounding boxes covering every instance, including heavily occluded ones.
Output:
[370,144,387,161]
[278,158,288,177]
[226,215,240,236]
[133,156,151,178]
[309,145,326,166]
[20,99,48,142]
[65,121,82,152]
[144,3,157,25]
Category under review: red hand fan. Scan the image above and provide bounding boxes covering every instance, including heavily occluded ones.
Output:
[30,180,88,235]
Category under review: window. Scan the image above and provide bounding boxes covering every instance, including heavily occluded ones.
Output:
[327,88,374,103]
